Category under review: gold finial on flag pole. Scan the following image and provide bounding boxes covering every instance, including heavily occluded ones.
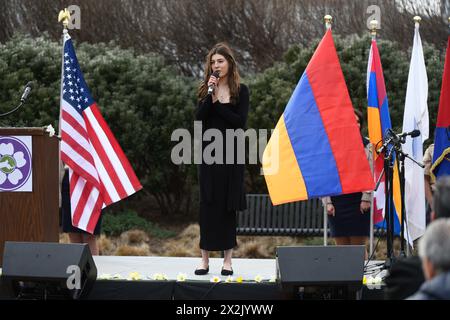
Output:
[324,15,332,30]
[58,8,71,149]
[414,16,421,28]
[370,20,378,40]
[58,8,71,31]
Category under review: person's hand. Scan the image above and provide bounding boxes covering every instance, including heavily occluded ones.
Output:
[360,201,371,214]
[326,204,335,216]
[208,74,219,98]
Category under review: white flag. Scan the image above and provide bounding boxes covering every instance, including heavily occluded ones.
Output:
[402,23,429,245]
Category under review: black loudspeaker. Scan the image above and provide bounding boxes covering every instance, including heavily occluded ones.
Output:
[276,245,365,300]
[1,242,97,300]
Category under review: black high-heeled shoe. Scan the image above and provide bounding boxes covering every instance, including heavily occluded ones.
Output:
[194,266,209,275]
[221,267,233,276]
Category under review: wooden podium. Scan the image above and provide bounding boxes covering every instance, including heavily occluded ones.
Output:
[0,128,59,266]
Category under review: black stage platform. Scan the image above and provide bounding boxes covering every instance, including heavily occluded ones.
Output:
[0,256,385,300]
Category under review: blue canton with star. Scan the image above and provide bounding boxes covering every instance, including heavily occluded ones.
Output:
[62,39,95,115]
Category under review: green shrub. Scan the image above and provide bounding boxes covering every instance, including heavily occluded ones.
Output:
[0,34,197,218]
[301,237,333,246]
[101,210,176,239]
[1,33,445,219]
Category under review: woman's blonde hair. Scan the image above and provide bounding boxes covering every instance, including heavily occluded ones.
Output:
[198,42,241,104]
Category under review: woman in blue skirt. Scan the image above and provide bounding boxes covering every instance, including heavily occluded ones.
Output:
[322,110,373,259]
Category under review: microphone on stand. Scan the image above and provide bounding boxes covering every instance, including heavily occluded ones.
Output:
[20,82,33,103]
[398,129,420,142]
[377,129,421,154]
[207,71,220,95]
[377,129,396,154]
[0,82,34,118]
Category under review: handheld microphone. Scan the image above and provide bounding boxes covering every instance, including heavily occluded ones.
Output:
[207,71,220,95]
[20,82,33,102]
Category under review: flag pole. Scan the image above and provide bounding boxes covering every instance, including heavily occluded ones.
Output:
[404,16,423,257]
[324,14,332,30]
[58,8,70,137]
[323,14,332,246]
[58,9,70,205]
[414,15,422,26]
[370,19,378,41]
[369,19,378,260]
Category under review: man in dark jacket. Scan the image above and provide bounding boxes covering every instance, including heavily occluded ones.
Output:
[407,218,450,300]
[384,176,450,300]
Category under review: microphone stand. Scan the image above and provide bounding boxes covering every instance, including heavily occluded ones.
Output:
[394,144,424,258]
[397,147,407,259]
[383,144,395,269]
[0,101,25,127]
[377,131,425,269]
[374,167,385,192]
[0,100,26,118]
[1,83,32,121]
[373,141,395,269]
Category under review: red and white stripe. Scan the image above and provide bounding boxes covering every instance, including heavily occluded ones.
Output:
[61,100,142,233]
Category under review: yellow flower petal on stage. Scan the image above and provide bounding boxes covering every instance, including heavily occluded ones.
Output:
[254,275,262,283]
[236,276,243,283]
[225,276,234,283]
[129,272,141,280]
[176,273,187,282]
[152,273,168,280]
[210,276,221,283]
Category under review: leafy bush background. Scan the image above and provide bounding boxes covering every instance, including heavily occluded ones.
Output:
[102,210,176,238]
[0,34,444,223]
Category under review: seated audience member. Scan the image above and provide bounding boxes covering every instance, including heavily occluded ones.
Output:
[407,218,450,300]
[384,176,450,299]
[384,255,425,300]
[431,176,450,221]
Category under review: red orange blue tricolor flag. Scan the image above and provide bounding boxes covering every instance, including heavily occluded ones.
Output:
[366,39,401,233]
[60,31,142,233]
[431,36,450,179]
[262,29,374,205]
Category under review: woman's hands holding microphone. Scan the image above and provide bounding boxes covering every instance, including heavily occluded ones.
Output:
[208,71,220,99]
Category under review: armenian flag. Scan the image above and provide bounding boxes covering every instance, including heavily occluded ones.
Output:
[262,29,374,205]
[367,39,401,234]
[431,36,450,179]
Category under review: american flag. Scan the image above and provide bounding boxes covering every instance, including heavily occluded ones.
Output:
[60,32,142,233]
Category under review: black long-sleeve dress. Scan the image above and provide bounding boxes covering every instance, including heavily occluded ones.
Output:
[195,84,249,251]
